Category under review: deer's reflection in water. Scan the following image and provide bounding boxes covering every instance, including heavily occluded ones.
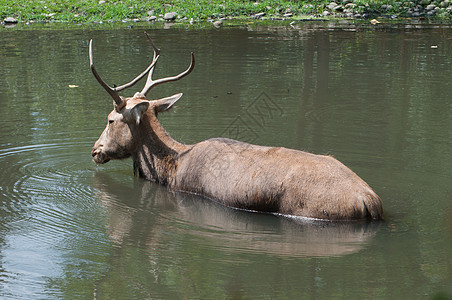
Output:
[93,172,381,259]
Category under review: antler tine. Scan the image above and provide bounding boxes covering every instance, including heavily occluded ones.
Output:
[144,31,161,56]
[114,32,161,93]
[140,51,195,97]
[89,39,123,105]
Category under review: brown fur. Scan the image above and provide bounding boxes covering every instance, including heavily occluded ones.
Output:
[92,95,383,221]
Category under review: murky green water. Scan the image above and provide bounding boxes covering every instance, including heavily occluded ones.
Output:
[0,22,451,298]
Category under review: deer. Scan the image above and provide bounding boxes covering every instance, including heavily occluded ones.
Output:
[90,32,383,221]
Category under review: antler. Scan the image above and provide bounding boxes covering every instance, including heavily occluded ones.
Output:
[89,38,159,106]
[140,32,195,97]
[89,32,195,105]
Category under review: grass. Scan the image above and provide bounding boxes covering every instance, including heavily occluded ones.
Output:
[1,0,451,24]
[0,0,325,23]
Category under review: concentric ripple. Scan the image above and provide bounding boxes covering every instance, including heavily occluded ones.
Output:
[0,138,117,298]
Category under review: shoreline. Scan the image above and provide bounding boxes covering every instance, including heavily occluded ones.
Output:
[2,0,452,28]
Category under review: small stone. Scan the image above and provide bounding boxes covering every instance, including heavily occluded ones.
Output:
[426,4,436,10]
[322,10,331,16]
[252,12,266,19]
[283,13,293,17]
[440,0,450,7]
[163,12,177,21]
[148,16,157,21]
[327,2,339,10]
[4,17,18,24]
[213,20,222,28]
[99,0,105,4]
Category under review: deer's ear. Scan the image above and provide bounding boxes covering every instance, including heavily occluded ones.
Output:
[154,93,183,113]
[130,101,150,125]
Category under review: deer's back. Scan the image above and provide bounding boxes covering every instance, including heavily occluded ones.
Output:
[173,138,382,220]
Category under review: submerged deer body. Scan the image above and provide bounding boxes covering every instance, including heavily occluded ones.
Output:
[90,33,383,221]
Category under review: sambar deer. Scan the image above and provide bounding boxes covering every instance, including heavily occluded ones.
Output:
[90,32,383,221]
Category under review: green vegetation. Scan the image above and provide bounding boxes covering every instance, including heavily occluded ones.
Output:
[3,0,318,23]
[1,0,452,24]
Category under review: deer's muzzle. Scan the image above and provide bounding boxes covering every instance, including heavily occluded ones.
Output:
[91,147,110,164]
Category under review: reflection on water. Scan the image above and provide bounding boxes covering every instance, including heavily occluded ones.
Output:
[94,172,381,259]
[0,23,451,298]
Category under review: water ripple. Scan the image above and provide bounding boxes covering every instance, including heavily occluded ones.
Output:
[0,138,115,298]
[0,138,110,236]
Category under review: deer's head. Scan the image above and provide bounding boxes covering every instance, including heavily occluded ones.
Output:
[90,33,194,164]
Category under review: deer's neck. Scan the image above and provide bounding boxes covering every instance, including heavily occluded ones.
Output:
[133,112,188,185]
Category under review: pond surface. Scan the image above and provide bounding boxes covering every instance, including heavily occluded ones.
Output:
[0,22,451,298]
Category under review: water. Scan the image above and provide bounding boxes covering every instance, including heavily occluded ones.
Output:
[0,22,451,298]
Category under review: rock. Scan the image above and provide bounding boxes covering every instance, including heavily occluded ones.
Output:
[252,12,266,19]
[99,0,105,4]
[148,16,157,21]
[322,10,331,16]
[327,2,339,10]
[283,13,293,18]
[440,0,450,8]
[213,20,222,28]
[426,4,436,10]
[345,3,356,9]
[4,17,18,23]
[163,12,177,21]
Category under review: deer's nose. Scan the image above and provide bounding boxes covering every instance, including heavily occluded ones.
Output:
[91,146,101,157]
